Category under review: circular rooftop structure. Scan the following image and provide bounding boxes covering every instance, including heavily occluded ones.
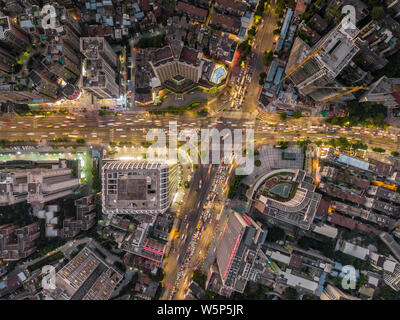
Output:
[62,83,81,101]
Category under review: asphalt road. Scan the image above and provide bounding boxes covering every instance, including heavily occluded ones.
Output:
[242,7,278,114]
[161,163,218,299]
[1,111,399,153]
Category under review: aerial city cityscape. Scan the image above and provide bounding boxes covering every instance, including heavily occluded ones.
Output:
[0,0,400,306]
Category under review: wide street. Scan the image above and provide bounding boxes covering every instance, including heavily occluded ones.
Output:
[1,110,399,154]
[161,163,218,299]
[242,5,278,114]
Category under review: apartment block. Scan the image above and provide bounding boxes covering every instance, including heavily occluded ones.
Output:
[0,168,79,206]
[0,223,40,261]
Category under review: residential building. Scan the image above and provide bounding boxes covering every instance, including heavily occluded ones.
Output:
[209,12,241,35]
[339,241,370,261]
[0,47,17,75]
[359,76,400,107]
[176,2,208,23]
[384,263,400,291]
[0,168,79,206]
[50,247,123,300]
[82,58,119,99]
[61,194,97,238]
[320,284,360,300]
[80,37,119,99]
[0,223,40,261]
[149,40,205,89]
[0,16,29,53]
[80,37,117,69]
[214,0,248,17]
[379,232,400,262]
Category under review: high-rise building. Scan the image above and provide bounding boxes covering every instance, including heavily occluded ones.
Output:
[43,41,81,83]
[388,0,400,18]
[28,67,59,102]
[0,16,29,53]
[80,37,119,99]
[82,58,119,99]
[0,168,79,206]
[384,263,400,291]
[0,223,40,261]
[59,7,82,38]
[216,210,264,295]
[286,22,360,102]
[0,47,16,74]
[80,37,118,69]
[102,160,180,218]
[149,40,204,86]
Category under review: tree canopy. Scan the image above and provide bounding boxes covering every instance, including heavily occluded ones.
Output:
[326,101,387,127]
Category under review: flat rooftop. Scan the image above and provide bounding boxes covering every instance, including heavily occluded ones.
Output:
[80,37,105,59]
[317,23,360,75]
[118,178,147,201]
[102,161,169,214]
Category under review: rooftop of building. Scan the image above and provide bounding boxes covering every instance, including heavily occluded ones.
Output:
[315,22,360,74]
[53,247,122,300]
[215,0,248,12]
[252,170,321,230]
[176,1,208,18]
[80,37,106,59]
[210,12,241,29]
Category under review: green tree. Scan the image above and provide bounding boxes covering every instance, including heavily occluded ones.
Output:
[372,147,385,153]
[279,112,287,121]
[259,72,267,85]
[284,287,298,300]
[293,110,302,119]
[277,140,288,149]
[76,139,86,144]
[391,151,399,157]
[263,50,273,67]
[371,6,385,20]
[92,166,101,192]
[375,285,400,300]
